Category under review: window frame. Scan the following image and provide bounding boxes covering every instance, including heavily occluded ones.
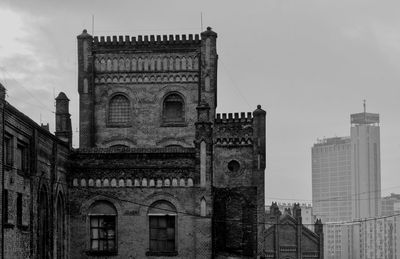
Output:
[87,201,118,256]
[4,134,13,167]
[148,215,176,254]
[16,192,22,228]
[89,215,117,255]
[106,93,131,128]
[161,92,186,127]
[146,201,178,256]
[15,141,29,174]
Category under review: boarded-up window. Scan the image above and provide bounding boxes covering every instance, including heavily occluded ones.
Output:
[109,95,130,125]
[148,201,177,253]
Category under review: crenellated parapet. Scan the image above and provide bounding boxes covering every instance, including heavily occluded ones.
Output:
[214,112,254,146]
[93,34,201,50]
[215,112,253,123]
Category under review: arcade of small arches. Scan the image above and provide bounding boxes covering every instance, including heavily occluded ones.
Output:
[72,177,194,188]
[94,55,199,73]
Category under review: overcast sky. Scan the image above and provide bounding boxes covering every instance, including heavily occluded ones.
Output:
[0,0,399,204]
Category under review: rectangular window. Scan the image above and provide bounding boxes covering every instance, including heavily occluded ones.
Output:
[3,190,8,224]
[17,193,22,227]
[90,216,116,253]
[4,136,12,166]
[16,142,28,172]
[149,215,175,252]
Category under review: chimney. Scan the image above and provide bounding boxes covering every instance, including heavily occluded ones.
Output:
[55,92,72,148]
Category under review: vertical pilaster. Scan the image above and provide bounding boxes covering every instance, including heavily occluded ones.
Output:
[200,27,218,117]
[253,104,266,256]
[0,83,5,259]
[194,101,213,258]
[77,29,94,148]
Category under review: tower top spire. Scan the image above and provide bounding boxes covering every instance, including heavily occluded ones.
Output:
[363,99,366,113]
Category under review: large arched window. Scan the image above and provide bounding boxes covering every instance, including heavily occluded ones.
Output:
[162,93,185,125]
[108,94,130,126]
[38,187,50,259]
[56,194,65,259]
[88,201,117,255]
[147,201,177,255]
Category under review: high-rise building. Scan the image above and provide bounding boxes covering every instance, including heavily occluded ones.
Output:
[312,136,352,259]
[350,107,381,219]
[349,107,382,259]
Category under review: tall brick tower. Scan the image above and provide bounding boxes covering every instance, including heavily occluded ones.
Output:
[70,27,266,259]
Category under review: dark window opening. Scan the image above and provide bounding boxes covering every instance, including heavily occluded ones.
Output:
[17,193,22,227]
[108,95,130,126]
[149,215,176,252]
[147,201,177,256]
[16,143,28,172]
[3,190,8,225]
[163,94,184,123]
[227,160,240,172]
[4,136,12,166]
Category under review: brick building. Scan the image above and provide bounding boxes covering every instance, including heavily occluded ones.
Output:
[0,27,307,258]
[67,27,266,258]
[264,203,324,259]
[0,84,71,258]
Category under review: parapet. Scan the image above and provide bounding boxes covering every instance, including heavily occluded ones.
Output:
[215,112,253,124]
[92,34,201,49]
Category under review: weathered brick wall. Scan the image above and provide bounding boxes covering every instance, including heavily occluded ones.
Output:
[68,149,212,259]
[2,103,69,259]
[93,82,199,148]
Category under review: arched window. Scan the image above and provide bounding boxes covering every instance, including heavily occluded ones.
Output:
[162,93,184,124]
[56,194,65,259]
[89,201,117,255]
[147,201,177,255]
[38,187,50,259]
[108,95,130,126]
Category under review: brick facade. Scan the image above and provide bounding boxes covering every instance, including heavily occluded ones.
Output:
[264,203,324,259]
[0,84,70,258]
[0,27,271,258]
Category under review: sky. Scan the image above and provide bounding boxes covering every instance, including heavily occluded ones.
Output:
[0,0,399,204]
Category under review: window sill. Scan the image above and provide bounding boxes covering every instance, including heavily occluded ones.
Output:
[106,124,132,128]
[4,164,13,171]
[17,224,29,231]
[86,250,117,256]
[146,251,178,257]
[161,121,187,127]
[17,169,29,177]
[3,223,14,229]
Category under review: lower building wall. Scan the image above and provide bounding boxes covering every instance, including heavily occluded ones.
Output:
[69,187,212,259]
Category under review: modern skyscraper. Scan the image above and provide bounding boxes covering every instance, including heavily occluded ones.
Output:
[312,104,382,259]
[312,137,352,259]
[350,104,381,219]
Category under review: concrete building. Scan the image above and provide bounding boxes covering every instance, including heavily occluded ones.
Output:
[350,107,381,219]
[264,203,324,259]
[312,136,352,259]
[382,193,400,217]
[350,107,382,259]
[313,105,383,259]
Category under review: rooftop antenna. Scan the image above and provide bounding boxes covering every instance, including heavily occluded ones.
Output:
[363,99,366,113]
[200,12,203,31]
[92,15,95,35]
